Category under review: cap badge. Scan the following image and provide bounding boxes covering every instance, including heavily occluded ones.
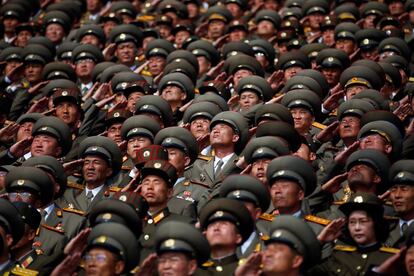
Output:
[142,104,149,109]
[96,236,107,244]
[41,126,48,131]
[297,84,304,88]
[17,179,25,185]
[102,213,112,220]
[119,33,126,40]
[354,196,363,203]
[208,82,214,86]
[119,195,127,202]
[91,147,98,151]
[397,172,405,178]
[233,190,241,196]
[154,162,162,169]
[143,150,150,157]
[121,82,127,88]
[257,148,264,153]
[246,84,253,89]
[281,32,287,38]
[165,239,175,247]
[274,230,283,237]
[165,138,172,143]
[114,112,120,117]
[277,170,285,176]
[327,57,334,62]
[215,211,224,217]
[362,39,370,45]
[132,128,138,133]
[61,90,68,96]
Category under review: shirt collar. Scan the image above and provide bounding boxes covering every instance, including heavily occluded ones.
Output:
[85,185,104,198]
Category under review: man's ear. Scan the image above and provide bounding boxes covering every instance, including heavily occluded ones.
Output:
[55,146,62,157]
[5,233,13,247]
[114,260,125,274]
[184,156,191,167]
[167,187,173,199]
[298,188,305,201]
[292,254,304,269]
[180,91,187,101]
[373,174,381,185]
[189,259,198,274]
[385,144,392,155]
[105,168,113,178]
[232,134,240,143]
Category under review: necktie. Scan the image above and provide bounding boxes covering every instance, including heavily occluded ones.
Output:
[39,209,47,223]
[81,86,89,96]
[402,222,408,235]
[214,159,224,179]
[86,191,94,206]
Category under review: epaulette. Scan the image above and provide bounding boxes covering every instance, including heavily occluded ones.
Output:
[380,247,400,254]
[56,209,63,217]
[130,266,140,274]
[329,109,338,117]
[153,211,165,224]
[333,244,357,252]
[40,224,64,234]
[62,207,86,216]
[136,15,155,22]
[182,181,190,186]
[312,122,327,130]
[109,187,121,193]
[21,80,30,89]
[202,261,214,267]
[254,243,261,252]
[138,54,145,62]
[67,181,85,191]
[332,200,345,205]
[140,70,152,77]
[122,165,132,171]
[304,215,331,226]
[198,154,213,162]
[409,77,414,83]
[195,88,200,94]
[259,213,275,222]
[189,179,210,189]
[10,267,38,276]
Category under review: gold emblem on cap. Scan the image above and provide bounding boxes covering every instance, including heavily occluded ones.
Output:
[215,210,224,217]
[102,213,112,220]
[246,84,253,88]
[143,150,150,157]
[397,172,405,178]
[91,147,98,151]
[154,162,162,169]
[143,104,149,109]
[121,82,127,88]
[120,33,126,40]
[165,138,172,143]
[274,230,283,237]
[132,128,138,133]
[233,190,241,196]
[362,39,370,45]
[165,239,175,247]
[354,196,363,203]
[327,57,334,62]
[281,32,287,38]
[61,90,68,96]
[257,148,264,153]
[17,179,25,186]
[277,170,285,176]
[119,195,127,202]
[41,126,48,131]
[96,236,107,243]
[114,112,120,117]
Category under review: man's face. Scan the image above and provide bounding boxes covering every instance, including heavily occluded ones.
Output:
[335,39,356,55]
[229,28,247,42]
[8,190,38,206]
[208,20,226,39]
[140,175,171,207]
[174,30,190,49]
[81,35,101,47]
[361,48,379,61]
[45,23,65,43]
[390,185,414,218]
[405,245,414,276]
[4,60,20,75]
[87,0,102,13]
[107,123,123,144]
[84,248,124,276]
[148,56,166,76]
[262,243,302,274]
[251,159,271,184]
[322,29,335,46]
[55,101,80,126]
[127,92,144,113]
[157,252,197,276]
[161,85,186,104]
[197,56,211,76]
[257,20,275,36]
[103,21,117,37]
[226,3,243,18]
[3,17,19,33]
[359,134,392,155]
[239,91,261,111]
[115,42,136,65]
[82,155,112,186]
[24,63,43,83]
[284,66,302,81]
[75,59,96,80]
[308,12,324,29]
[270,179,304,214]
[321,67,341,86]
[166,148,188,173]
[30,134,62,157]
[363,15,377,28]
[16,121,34,142]
[347,163,380,192]
[389,1,404,15]
[187,3,198,18]
[339,116,360,140]
[205,220,241,247]
[158,25,172,39]
[290,107,314,134]
[293,143,315,162]
[190,117,210,139]
[127,136,152,158]
[15,30,32,47]
[345,85,366,99]
[348,210,377,246]
[210,123,238,148]
[233,69,253,87]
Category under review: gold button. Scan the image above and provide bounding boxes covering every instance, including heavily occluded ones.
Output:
[144,235,150,240]
[148,219,153,224]
[362,254,367,259]
[216,266,223,272]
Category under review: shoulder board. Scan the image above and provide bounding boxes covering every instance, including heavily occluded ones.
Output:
[182,181,190,186]
[21,80,30,89]
[138,55,145,62]
[260,234,269,241]
[130,265,140,274]
[189,179,210,189]
[202,261,214,267]
[56,209,63,217]
[312,122,327,130]
[194,88,200,94]
[10,267,38,276]
[380,247,400,254]
[259,213,275,222]
[122,166,132,171]
[198,155,213,162]
[109,187,121,193]
[140,70,152,77]
[384,215,399,221]
[334,245,357,252]
[304,215,331,226]
[254,243,261,252]
[40,224,65,234]
[409,77,414,83]
[329,109,338,117]
[137,15,155,22]
[67,181,85,191]
[62,207,86,216]
[154,211,166,224]
[332,200,345,205]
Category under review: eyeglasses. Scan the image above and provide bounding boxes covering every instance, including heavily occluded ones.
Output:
[8,192,35,201]
[83,253,108,263]
[75,58,94,65]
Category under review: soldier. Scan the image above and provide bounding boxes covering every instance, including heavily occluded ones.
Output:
[139,160,194,260]
[220,174,272,257]
[63,136,122,212]
[52,88,83,131]
[0,4,28,43]
[144,39,175,81]
[334,22,360,55]
[386,160,414,247]
[135,95,173,128]
[276,50,311,82]
[254,10,281,40]
[15,113,44,143]
[313,193,399,275]
[105,109,132,144]
[42,11,72,45]
[203,6,233,42]
[236,76,273,112]
[76,24,106,49]
[340,65,383,100]
[316,48,350,88]
[199,198,254,275]
[355,29,387,61]
[153,221,210,276]
[225,54,264,88]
